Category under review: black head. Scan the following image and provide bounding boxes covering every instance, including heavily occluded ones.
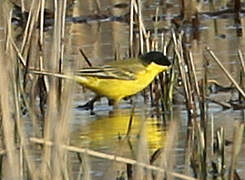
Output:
[140,51,171,66]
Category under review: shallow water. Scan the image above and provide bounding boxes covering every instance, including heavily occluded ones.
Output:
[10,0,245,179]
[66,0,245,178]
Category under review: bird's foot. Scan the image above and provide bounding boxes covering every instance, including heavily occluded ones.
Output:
[77,102,95,115]
[77,101,94,110]
[77,97,99,114]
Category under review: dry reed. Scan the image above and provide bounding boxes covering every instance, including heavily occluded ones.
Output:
[0,0,244,180]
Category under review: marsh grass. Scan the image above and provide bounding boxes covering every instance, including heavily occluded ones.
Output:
[0,0,244,179]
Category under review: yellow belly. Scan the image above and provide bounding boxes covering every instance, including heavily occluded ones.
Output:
[80,78,147,101]
[77,72,155,101]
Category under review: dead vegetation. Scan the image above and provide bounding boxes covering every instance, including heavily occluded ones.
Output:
[0,0,244,179]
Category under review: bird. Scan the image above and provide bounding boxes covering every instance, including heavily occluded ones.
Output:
[30,51,171,110]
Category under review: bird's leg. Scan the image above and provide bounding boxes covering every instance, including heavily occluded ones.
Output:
[108,99,120,109]
[77,96,100,112]
[108,99,115,106]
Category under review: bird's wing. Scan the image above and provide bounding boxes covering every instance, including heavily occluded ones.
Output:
[75,65,135,80]
[75,59,146,80]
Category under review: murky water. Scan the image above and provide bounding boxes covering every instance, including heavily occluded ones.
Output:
[10,0,245,179]
[64,0,245,178]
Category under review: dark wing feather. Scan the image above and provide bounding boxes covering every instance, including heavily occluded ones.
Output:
[75,58,147,80]
[75,65,136,80]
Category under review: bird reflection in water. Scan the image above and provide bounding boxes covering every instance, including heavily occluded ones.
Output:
[72,109,167,155]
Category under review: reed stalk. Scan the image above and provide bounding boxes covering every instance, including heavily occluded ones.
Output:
[30,137,197,180]
[206,47,245,98]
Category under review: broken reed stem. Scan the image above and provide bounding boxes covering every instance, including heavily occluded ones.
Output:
[20,0,25,12]
[77,153,91,180]
[238,49,245,96]
[155,121,178,180]
[20,0,35,52]
[206,97,232,109]
[5,8,12,52]
[60,0,67,64]
[10,38,27,67]
[14,85,36,180]
[79,48,93,67]
[174,31,197,124]
[188,51,200,97]
[166,61,176,116]
[145,31,150,52]
[30,137,197,180]
[44,1,69,179]
[129,0,135,57]
[133,121,150,180]
[114,45,120,61]
[136,0,144,54]
[154,7,159,37]
[11,38,38,179]
[0,3,20,178]
[21,0,40,57]
[200,57,208,161]
[238,50,245,75]
[126,105,136,137]
[211,114,214,155]
[229,122,244,180]
[196,123,207,179]
[53,78,73,180]
[206,47,245,98]
[185,50,199,120]
[161,33,166,54]
[173,31,190,100]
[216,127,225,175]
[38,0,50,112]
[94,0,101,13]
[39,0,45,48]
[39,2,44,72]
[41,0,63,178]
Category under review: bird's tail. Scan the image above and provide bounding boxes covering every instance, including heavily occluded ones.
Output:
[28,69,75,80]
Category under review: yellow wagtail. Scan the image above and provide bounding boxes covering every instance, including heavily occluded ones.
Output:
[30,51,170,109]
